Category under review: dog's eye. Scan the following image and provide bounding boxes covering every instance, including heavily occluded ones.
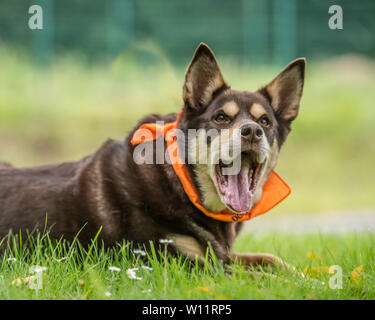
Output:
[215,113,230,124]
[258,116,271,127]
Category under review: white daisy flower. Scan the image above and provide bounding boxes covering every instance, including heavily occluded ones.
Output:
[141,289,152,293]
[159,239,173,244]
[133,249,146,256]
[126,268,142,280]
[31,266,47,273]
[108,266,121,272]
[105,291,112,297]
[56,257,66,263]
[7,258,17,262]
[141,266,153,271]
[126,268,136,278]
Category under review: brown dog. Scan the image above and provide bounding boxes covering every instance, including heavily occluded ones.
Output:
[0,43,305,271]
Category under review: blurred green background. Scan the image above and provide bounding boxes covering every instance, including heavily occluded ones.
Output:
[0,0,374,215]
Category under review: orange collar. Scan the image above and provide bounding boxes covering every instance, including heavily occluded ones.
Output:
[130,114,291,222]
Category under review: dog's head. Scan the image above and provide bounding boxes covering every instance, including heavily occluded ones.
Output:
[178,43,305,214]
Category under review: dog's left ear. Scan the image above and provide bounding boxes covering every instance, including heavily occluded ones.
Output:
[183,43,228,112]
[260,58,305,123]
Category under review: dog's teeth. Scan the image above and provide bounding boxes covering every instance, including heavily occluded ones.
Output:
[248,169,253,190]
[257,152,265,164]
[249,169,253,178]
[258,152,266,164]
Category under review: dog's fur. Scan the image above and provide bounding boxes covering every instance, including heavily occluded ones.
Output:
[0,44,305,269]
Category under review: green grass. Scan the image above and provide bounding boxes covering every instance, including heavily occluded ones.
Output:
[0,232,374,300]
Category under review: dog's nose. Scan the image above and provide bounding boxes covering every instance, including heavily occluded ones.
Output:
[240,123,263,141]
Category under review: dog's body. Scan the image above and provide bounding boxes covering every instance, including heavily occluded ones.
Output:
[0,44,305,269]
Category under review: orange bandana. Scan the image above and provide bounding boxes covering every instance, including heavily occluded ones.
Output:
[131,114,291,222]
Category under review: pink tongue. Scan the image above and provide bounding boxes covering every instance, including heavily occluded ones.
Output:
[223,165,251,212]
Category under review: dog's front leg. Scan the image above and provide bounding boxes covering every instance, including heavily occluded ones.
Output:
[230,252,297,273]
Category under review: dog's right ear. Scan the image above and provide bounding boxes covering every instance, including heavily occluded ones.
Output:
[260,58,305,123]
[183,43,228,112]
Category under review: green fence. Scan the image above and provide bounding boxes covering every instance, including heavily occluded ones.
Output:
[0,0,374,66]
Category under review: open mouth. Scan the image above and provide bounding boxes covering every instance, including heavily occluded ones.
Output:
[215,151,264,213]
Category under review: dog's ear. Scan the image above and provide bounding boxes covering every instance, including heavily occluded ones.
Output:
[183,43,228,112]
[260,58,305,123]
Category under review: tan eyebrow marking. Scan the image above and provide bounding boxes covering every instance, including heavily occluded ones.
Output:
[250,103,266,119]
[221,101,240,118]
